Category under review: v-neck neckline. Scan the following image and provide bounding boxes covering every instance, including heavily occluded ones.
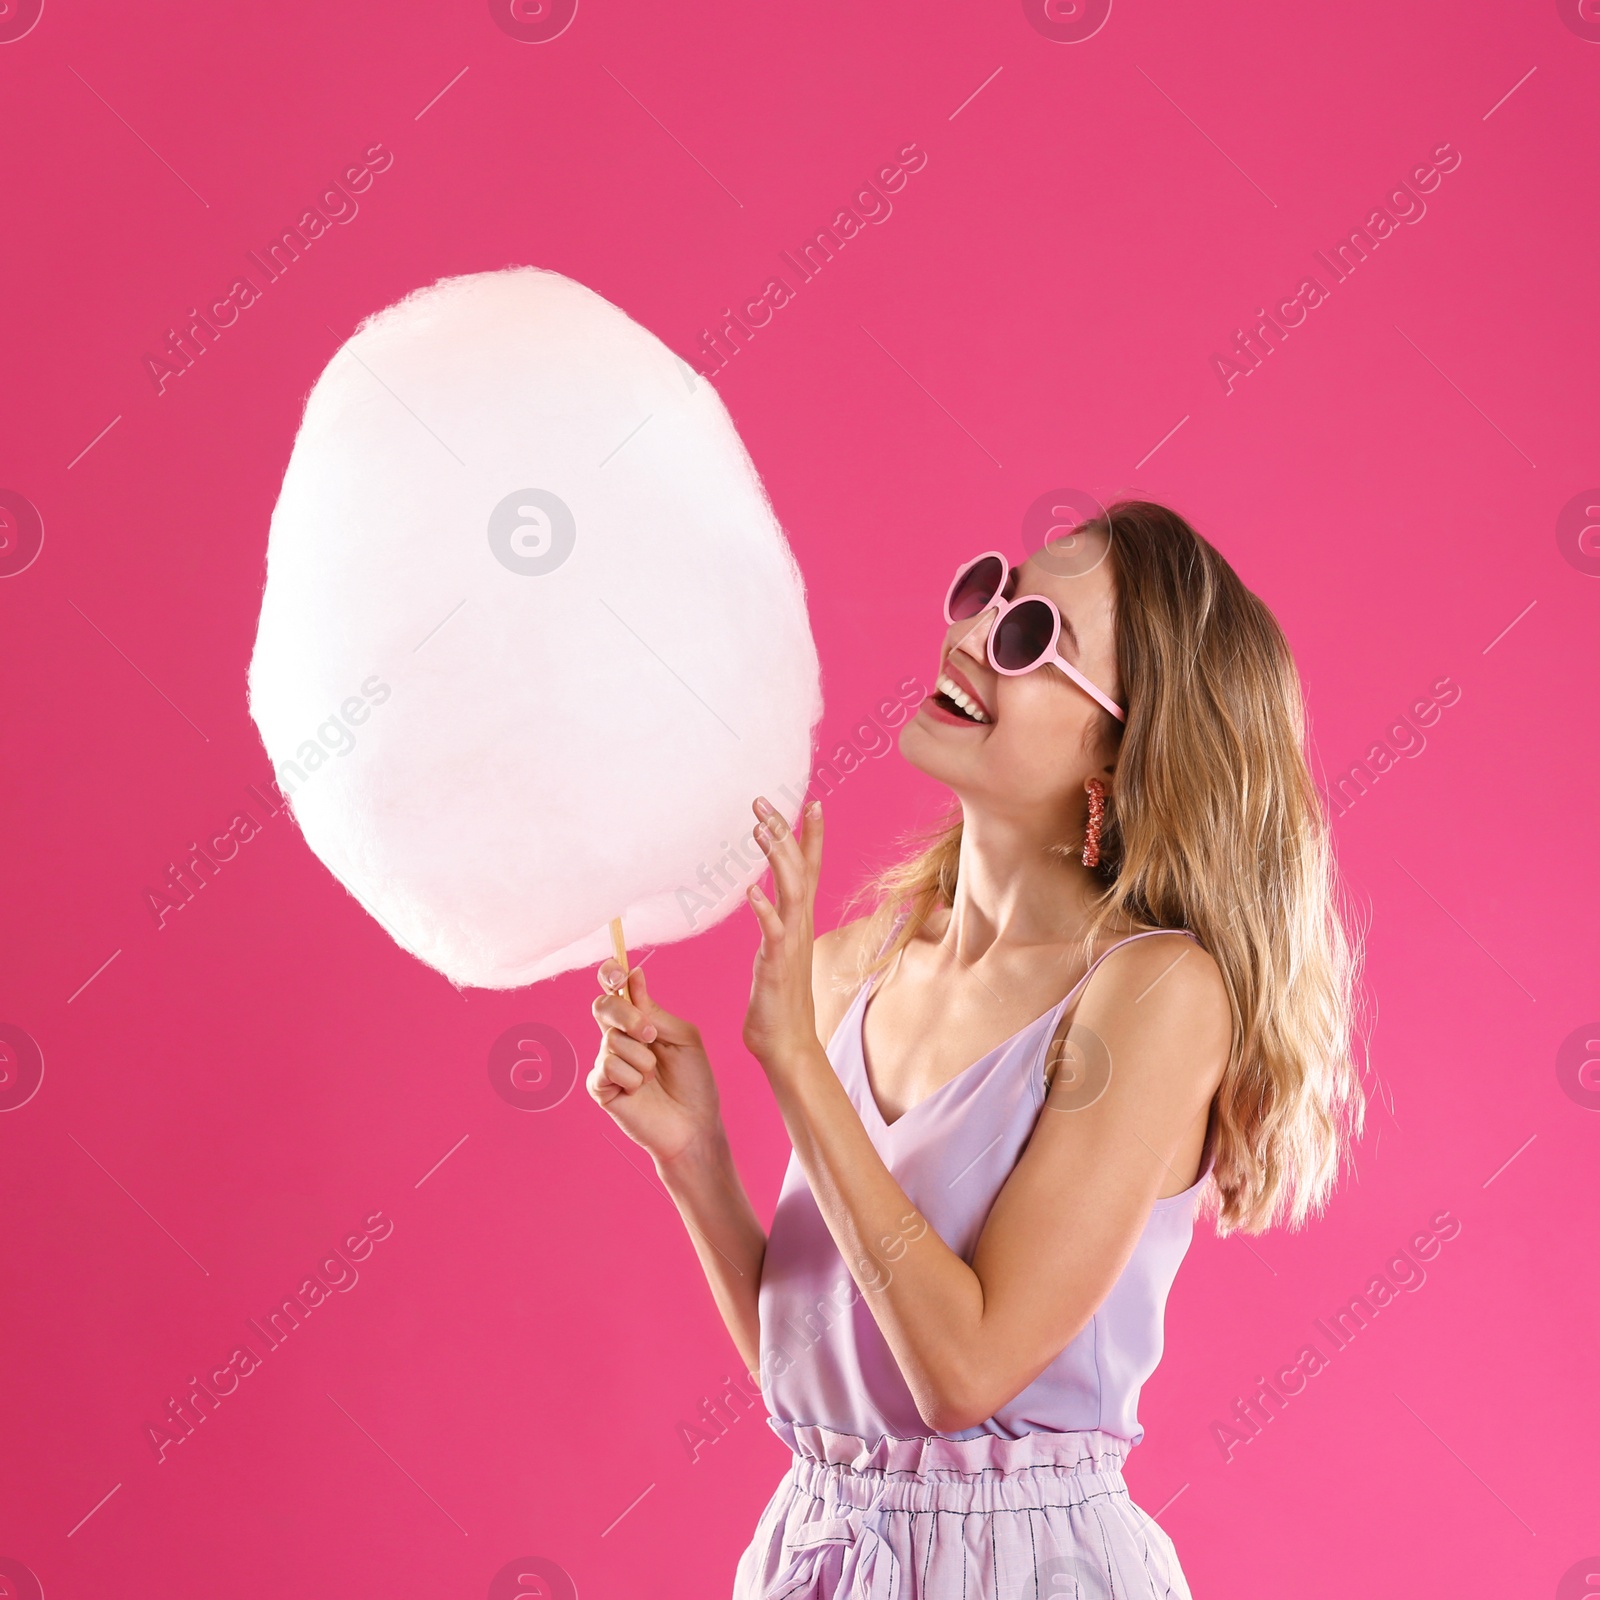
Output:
[851,928,1194,1132]
[855,963,1073,1133]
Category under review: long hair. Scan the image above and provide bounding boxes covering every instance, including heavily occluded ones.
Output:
[854,500,1364,1234]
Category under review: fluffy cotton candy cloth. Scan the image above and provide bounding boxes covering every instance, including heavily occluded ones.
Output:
[249,268,821,987]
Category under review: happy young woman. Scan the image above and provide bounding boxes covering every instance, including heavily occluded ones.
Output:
[587,500,1364,1598]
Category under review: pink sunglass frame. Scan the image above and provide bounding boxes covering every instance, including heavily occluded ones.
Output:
[945,550,1126,723]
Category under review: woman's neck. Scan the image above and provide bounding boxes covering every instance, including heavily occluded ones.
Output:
[941,806,1108,968]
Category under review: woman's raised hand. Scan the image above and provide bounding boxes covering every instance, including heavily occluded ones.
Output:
[743,796,825,1075]
[588,963,722,1166]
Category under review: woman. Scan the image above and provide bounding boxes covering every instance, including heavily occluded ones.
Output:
[588,501,1362,1597]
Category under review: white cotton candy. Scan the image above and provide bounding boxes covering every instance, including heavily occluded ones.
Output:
[248,268,822,988]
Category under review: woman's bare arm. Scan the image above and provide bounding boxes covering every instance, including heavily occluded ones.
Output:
[655,1132,768,1378]
[589,964,767,1376]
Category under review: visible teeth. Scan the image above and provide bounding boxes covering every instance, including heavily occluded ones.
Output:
[937,673,990,723]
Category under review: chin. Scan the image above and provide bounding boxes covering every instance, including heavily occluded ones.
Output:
[898,703,981,783]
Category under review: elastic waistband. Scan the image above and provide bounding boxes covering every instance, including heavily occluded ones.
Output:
[768,1419,1129,1513]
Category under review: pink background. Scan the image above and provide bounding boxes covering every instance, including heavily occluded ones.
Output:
[2,2,1597,1596]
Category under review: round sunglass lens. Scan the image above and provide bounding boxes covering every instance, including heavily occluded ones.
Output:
[993,597,1056,670]
[947,556,1006,620]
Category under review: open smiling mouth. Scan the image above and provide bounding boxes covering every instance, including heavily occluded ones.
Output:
[932,671,992,724]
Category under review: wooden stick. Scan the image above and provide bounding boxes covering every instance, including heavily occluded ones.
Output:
[608,916,630,1002]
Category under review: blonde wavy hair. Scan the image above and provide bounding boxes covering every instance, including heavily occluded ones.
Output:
[854,500,1364,1235]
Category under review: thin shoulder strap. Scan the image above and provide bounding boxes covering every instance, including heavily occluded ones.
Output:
[824,915,905,1059]
[844,909,912,1019]
[1065,927,1198,1006]
[877,908,912,961]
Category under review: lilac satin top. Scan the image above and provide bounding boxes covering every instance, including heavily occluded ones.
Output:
[757,930,1213,1448]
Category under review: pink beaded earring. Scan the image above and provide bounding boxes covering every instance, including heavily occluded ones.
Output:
[1081,779,1106,868]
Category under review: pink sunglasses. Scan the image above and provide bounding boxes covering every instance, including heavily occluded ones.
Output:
[945,551,1126,722]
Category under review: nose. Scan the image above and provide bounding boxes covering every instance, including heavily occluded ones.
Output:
[949,605,996,666]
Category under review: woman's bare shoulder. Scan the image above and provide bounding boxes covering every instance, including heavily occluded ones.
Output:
[1076,931,1232,1089]
[1087,929,1227,1010]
